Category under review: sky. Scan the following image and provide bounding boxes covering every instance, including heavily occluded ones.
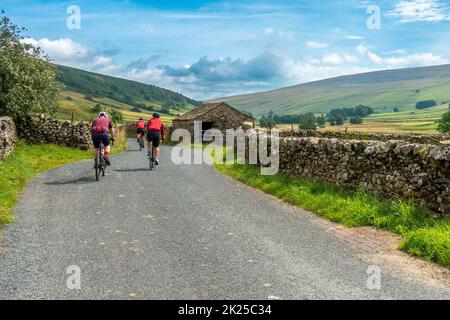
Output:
[2,0,450,100]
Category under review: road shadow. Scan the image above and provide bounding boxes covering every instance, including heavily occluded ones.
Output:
[114,168,149,173]
[45,176,96,185]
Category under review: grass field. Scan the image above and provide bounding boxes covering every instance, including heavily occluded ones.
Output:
[216,163,450,267]
[57,91,175,125]
[218,64,450,118]
[272,102,449,134]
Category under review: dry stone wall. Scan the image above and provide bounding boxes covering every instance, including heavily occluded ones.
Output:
[18,114,93,150]
[0,117,17,160]
[280,129,450,145]
[279,137,450,216]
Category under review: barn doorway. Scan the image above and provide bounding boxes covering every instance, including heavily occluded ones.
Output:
[202,121,215,141]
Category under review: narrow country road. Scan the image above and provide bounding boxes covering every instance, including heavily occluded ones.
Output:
[1,140,449,300]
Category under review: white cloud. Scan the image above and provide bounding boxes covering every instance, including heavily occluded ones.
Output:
[388,0,450,22]
[368,52,383,64]
[322,53,343,65]
[343,54,359,63]
[265,27,274,34]
[384,53,448,67]
[22,38,88,61]
[356,43,369,54]
[22,37,119,73]
[385,49,408,55]
[306,41,328,49]
[346,35,365,40]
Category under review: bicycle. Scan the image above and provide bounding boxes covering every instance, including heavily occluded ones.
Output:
[148,142,156,171]
[138,134,145,151]
[94,142,106,181]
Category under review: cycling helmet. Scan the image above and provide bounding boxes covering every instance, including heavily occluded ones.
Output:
[99,111,109,118]
[139,117,143,120]
[153,112,160,118]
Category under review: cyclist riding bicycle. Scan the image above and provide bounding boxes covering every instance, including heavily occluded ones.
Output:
[136,117,146,144]
[147,113,165,165]
[91,111,115,166]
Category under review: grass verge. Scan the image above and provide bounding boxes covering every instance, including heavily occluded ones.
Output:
[215,163,450,267]
[0,141,91,225]
[0,132,128,225]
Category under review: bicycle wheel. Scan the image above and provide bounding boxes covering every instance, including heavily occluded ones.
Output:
[95,153,100,181]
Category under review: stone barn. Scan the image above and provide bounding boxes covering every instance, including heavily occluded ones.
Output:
[172,102,254,139]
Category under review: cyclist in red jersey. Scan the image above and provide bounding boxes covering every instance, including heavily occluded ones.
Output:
[136,117,146,144]
[146,113,165,165]
[91,112,115,165]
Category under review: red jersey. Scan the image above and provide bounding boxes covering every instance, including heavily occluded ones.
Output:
[136,120,146,129]
[91,117,112,134]
[147,118,164,135]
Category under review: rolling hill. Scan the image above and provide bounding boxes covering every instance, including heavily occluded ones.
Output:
[55,65,201,123]
[218,64,450,117]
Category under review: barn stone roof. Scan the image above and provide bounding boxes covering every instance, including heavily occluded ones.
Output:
[173,102,252,121]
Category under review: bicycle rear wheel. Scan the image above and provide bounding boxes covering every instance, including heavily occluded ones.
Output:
[95,155,100,181]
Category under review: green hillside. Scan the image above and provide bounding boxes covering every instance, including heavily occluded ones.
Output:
[55,65,201,123]
[219,64,450,117]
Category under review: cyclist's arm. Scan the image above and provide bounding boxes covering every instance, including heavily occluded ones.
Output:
[109,121,115,140]
[161,123,165,141]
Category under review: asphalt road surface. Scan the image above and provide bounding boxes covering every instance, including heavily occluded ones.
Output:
[1,140,449,299]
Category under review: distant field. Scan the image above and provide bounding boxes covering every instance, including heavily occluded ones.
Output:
[274,103,449,134]
[217,64,450,118]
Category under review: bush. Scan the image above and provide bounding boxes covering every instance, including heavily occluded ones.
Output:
[437,110,450,133]
[161,106,171,115]
[0,14,60,122]
[316,115,327,127]
[259,115,276,129]
[393,107,400,112]
[350,116,363,124]
[131,106,142,113]
[298,113,317,130]
[91,104,102,113]
[415,100,437,110]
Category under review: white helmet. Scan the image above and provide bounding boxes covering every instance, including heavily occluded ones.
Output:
[99,111,109,118]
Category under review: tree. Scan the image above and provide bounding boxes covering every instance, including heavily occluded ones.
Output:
[161,105,171,115]
[0,14,60,122]
[350,116,363,124]
[316,114,327,127]
[109,109,123,125]
[437,111,450,133]
[259,115,276,129]
[393,107,400,112]
[415,100,437,110]
[298,113,317,130]
[92,103,102,113]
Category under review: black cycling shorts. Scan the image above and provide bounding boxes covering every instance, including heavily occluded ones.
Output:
[92,133,110,148]
[136,128,145,135]
[147,130,161,148]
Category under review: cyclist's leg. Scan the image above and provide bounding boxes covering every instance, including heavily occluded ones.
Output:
[92,135,100,159]
[102,134,111,165]
[154,134,161,162]
[146,133,153,156]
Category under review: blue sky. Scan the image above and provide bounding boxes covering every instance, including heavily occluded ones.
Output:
[2,0,450,99]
